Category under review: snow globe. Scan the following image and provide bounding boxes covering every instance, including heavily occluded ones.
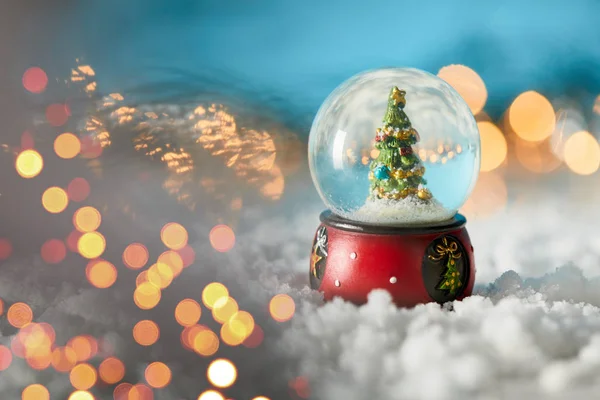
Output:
[308,67,480,306]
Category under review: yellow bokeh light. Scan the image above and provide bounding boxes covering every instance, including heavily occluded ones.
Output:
[54,133,81,159]
[192,329,219,356]
[212,297,239,324]
[252,397,271,400]
[134,282,162,310]
[157,250,184,277]
[147,262,174,289]
[564,130,600,175]
[508,91,556,142]
[197,390,225,400]
[42,187,69,214]
[228,311,255,339]
[68,391,94,400]
[73,206,102,232]
[160,222,188,250]
[438,64,487,115]
[133,320,160,346]
[16,149,44,178]
[477,121,507,172]
[207,358,237,388]
[202,283,229,310]
[175,299,202,327]
[145,362,172,389]
[69,363,97,390]
[269,294,295,322]
[220,321,246,346]
[22,384,50,400]
[77,232,106,259]
[85,259,117,289]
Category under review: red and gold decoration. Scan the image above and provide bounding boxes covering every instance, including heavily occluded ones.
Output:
[309,226,328,289]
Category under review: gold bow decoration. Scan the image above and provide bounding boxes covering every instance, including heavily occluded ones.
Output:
[428,237,462,261]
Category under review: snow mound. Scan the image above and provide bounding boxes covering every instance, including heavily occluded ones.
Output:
[347,196,455,225]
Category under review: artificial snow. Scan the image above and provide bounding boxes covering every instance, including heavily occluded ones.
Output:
[347,196,456,225]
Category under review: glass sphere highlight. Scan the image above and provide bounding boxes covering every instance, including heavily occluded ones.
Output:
[308,68,480,225]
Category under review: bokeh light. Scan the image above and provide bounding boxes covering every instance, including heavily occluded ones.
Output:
[0,238,12,260]
[209,225,235,252]
[128,383,153,400]
[252,397,270,400]
[158,250,184,277]
[23,67,48,93]
[67,335,98,362]
[514,137,562,173]
[99,357,125,384]
[73,206,102,232]
[478,121,507,172]
[160,222,188,250]
[123,243,149,270]
[175,299,202,327]
[147,262,174,289]
[0,345,12,371]
[564,130,600,175]
[509,91,556,142]
[134,283,162,310]
[177,245,196,268]
[51,346,78,372]
[77,231,106,259]
[21,131,35,149]
[145,362,172,388]
[16,149,43,178]
[192,329,219,356]
[68,391,95,400]
[226,311,255,342]
[269,294,295,322]
[41,239,67,264]
[113,383,133,400]
[202,283,229,310]
[207,358,237,388]
[133,320,160,346]
[67,178,91,202]
[212,297,239,324]
[243,324,264,348]
[85,259,117,288]
[69,363,97,390]
[46,103,70,127]
[22,384,50,400]
[54,133,81,159]
[42,186,69,214]
[437,64,487,115]
[80,136,103,159]
[198,390,225,400]
[7,302,33,328]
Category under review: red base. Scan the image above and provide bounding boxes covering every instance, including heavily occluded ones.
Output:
[309,211,475,307]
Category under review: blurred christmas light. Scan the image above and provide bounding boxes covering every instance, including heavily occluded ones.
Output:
[158,250,184,277]
[0,345,12,371]
[252,397,270,400]
[242,323,264,348]
[177,245,196,268]
[22,384,50,400]
[67,178,91,202]
[42,186,69,213]
[0,238,13,260]
[77,231,106,259]
[207,359,237,388]
[46,103,70,127]
[228,311,255,341]
[198,390,225,400]
[113,383,133,400]
[133,320,160,346]
[564,130,600,175]
[129,384,154,400]
[23,67,48,94]
[147,262,174,289]
[54,133,81,159]
[69,363,97,390]
[175,299,202,327]
[134,282,162,310]
[477,121,507,172]
[99,357,126,384]
[67,336,98,362]
[160,222,188,250]
[68,391,95,400]
[209,225,236,252]
[0,298,3,315]
[269,294,295,322]
[509,91,555,142]
[16,149,44,178]
[202,283,229,310]
[123,243,149,270]
[192,329,219,356]
[220,321,246,346]
[212,297,239,324]
[41,239,67,264]
[73,206,102,232]
[7,302,33,328]
[85,259,117,288]
[437,64,487,115]
[51,346,78,372]
[145,362,172,389]
[514,137,562,173]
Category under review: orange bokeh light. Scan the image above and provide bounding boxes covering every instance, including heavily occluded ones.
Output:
[123,243,149,270]
[128,384,154,400]
[51,346,78,372]
[67,335,98,362]
[99,357,126,384]
[23,67,48,94]
[134,283,162,310]
[180,324,208,350]
[207,359,237,388]
[269,294,295,322]
[7,302,33,328]
[202,283,229,310]
[509,91,556,142]
[22,384,50,400]
[113,383,133,400]
[564,130,600,175]
[85,259,117,288]
[158,250,184,277]
[175,299,202,327]
[73,206,102,232]
[243,324,264,348]
[68,391,95,400]
[42,186,69,214]
[46,103,69,127]
[15,149,44,179]
[0,345,12,371]
[41,239,67,264]
[478,121,507,172]
[133,320,160,346]
[160,223,188,250]
[212,297,239,324]
[177,245,196,268]
[69,363,98,390]
[145,362,172,389]
[54,133,81,159]
[147,262,174,289]
[192,329,219,356]
[77,231,106,259]
[437,64,487,115]
[209,225,235,252]
[67,177,91,202]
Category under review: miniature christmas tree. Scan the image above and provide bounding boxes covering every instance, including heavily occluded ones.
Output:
[368,87,432,201]
[436,256,462,295]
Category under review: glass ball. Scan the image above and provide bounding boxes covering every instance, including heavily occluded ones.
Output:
[308,67,481,225]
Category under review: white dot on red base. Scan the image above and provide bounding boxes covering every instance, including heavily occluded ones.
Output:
[334,280,340,287]
[390,277,397,284]
[350,252,357,259]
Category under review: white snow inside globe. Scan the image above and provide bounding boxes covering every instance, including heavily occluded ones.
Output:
[308,67,481,225]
